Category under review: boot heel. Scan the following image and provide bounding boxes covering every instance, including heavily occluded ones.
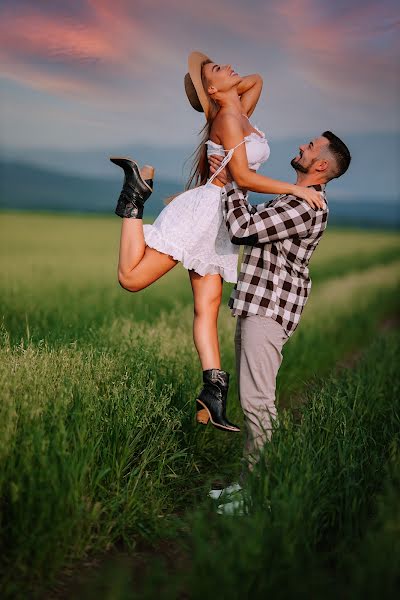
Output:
[196,400,210,425]
[196,369,241,433]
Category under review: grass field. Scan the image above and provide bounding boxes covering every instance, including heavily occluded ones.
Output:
[0,211,399,598]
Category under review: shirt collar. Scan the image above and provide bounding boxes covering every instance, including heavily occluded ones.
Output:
[308,183,326,192]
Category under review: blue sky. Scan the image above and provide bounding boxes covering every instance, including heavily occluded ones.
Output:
[0,0,399,151]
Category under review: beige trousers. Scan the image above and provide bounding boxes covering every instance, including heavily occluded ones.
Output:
[235,314,289,478]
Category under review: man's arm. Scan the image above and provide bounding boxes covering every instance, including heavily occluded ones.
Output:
[222,182,316,245]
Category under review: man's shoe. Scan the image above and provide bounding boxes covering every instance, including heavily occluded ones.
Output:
[216,489,248,516]
[217,493,272,516]
[216,498,245,516]
[208,482,242,501]
[110,157,153,218]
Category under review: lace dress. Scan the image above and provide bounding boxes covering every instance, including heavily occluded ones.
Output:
[143,122,270,283]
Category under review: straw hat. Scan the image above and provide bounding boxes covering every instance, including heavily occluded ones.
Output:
[184,50,213,120]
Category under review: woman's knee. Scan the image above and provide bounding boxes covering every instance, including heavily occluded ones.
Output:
[118,271,142,293]
[194,293,221,317]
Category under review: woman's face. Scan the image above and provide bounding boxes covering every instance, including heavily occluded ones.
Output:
[202,62,242,96]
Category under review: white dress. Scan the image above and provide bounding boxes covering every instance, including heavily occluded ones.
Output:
[143,120,271,283]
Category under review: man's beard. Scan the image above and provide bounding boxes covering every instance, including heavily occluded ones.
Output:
[290,157,310,174]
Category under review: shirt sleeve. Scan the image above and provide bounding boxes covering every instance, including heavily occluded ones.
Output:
[221,182,316,245]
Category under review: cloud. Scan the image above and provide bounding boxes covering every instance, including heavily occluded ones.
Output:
[242,0,400,106]
[0,0,182,102]
[1,0,398,106]
[0,0,398,150]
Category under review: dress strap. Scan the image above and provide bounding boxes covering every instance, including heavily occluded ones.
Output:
[207,139,246,185]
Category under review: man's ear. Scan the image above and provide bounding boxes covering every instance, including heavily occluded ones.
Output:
[316,159,329,173]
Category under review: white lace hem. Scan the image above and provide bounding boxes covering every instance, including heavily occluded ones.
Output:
[144,226,238,284]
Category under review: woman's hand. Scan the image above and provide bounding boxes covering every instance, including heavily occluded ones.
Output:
[292,185,325,210]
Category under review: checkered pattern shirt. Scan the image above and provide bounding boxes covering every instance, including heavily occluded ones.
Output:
[221,181,329,337]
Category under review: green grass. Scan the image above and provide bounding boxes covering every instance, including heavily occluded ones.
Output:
[1,212,399,345]
[180,330,400,600]
[82,330,400,600]
[0,211,399,598]
[339,449,400,598]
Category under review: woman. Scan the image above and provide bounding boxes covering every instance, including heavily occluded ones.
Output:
[110,51,324,433]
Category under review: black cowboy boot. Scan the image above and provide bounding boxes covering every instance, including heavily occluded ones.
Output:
[196,369,240,432]
[110,157,153,218]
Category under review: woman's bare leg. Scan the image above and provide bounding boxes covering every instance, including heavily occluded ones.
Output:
[119,245,178,292]
[118,165,178,292]
[189,271,223,370]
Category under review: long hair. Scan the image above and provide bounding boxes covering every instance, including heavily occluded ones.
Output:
[185,60,219,189]
[164,59,219,204]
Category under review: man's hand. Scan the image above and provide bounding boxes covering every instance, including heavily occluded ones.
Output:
[208,154,233,186]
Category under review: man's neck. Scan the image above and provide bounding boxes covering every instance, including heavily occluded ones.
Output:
[295,173,327,188]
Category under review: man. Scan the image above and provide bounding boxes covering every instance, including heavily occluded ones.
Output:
[208,131,351,514]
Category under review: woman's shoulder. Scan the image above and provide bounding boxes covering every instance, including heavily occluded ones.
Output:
[211,110,244,144]
[214,110,243,128]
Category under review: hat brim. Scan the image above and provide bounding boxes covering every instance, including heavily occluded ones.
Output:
[187,51,213,120]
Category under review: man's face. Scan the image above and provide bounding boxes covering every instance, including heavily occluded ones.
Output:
[291,136,329,174]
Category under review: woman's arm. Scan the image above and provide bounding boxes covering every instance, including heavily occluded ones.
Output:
[217,114,324,209]
[237,74,263,118]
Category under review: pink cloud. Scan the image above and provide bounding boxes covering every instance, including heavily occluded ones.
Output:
[0,0,398,111]
[252,0,399,104]
[155,0,399,106]
[0,7,121,65]
[0,1,181,100]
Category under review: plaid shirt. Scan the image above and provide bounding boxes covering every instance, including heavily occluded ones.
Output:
[221,181,329,337]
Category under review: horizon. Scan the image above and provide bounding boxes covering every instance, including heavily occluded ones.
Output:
[2,131,399,201]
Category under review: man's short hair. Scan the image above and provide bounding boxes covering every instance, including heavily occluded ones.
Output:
[322,131,351,179]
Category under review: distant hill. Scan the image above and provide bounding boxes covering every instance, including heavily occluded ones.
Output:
[0,160,399,229]
[2,131,399,200]
[0,161,182,216]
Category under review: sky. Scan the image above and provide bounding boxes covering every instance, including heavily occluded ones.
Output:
[0,0,399,152]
